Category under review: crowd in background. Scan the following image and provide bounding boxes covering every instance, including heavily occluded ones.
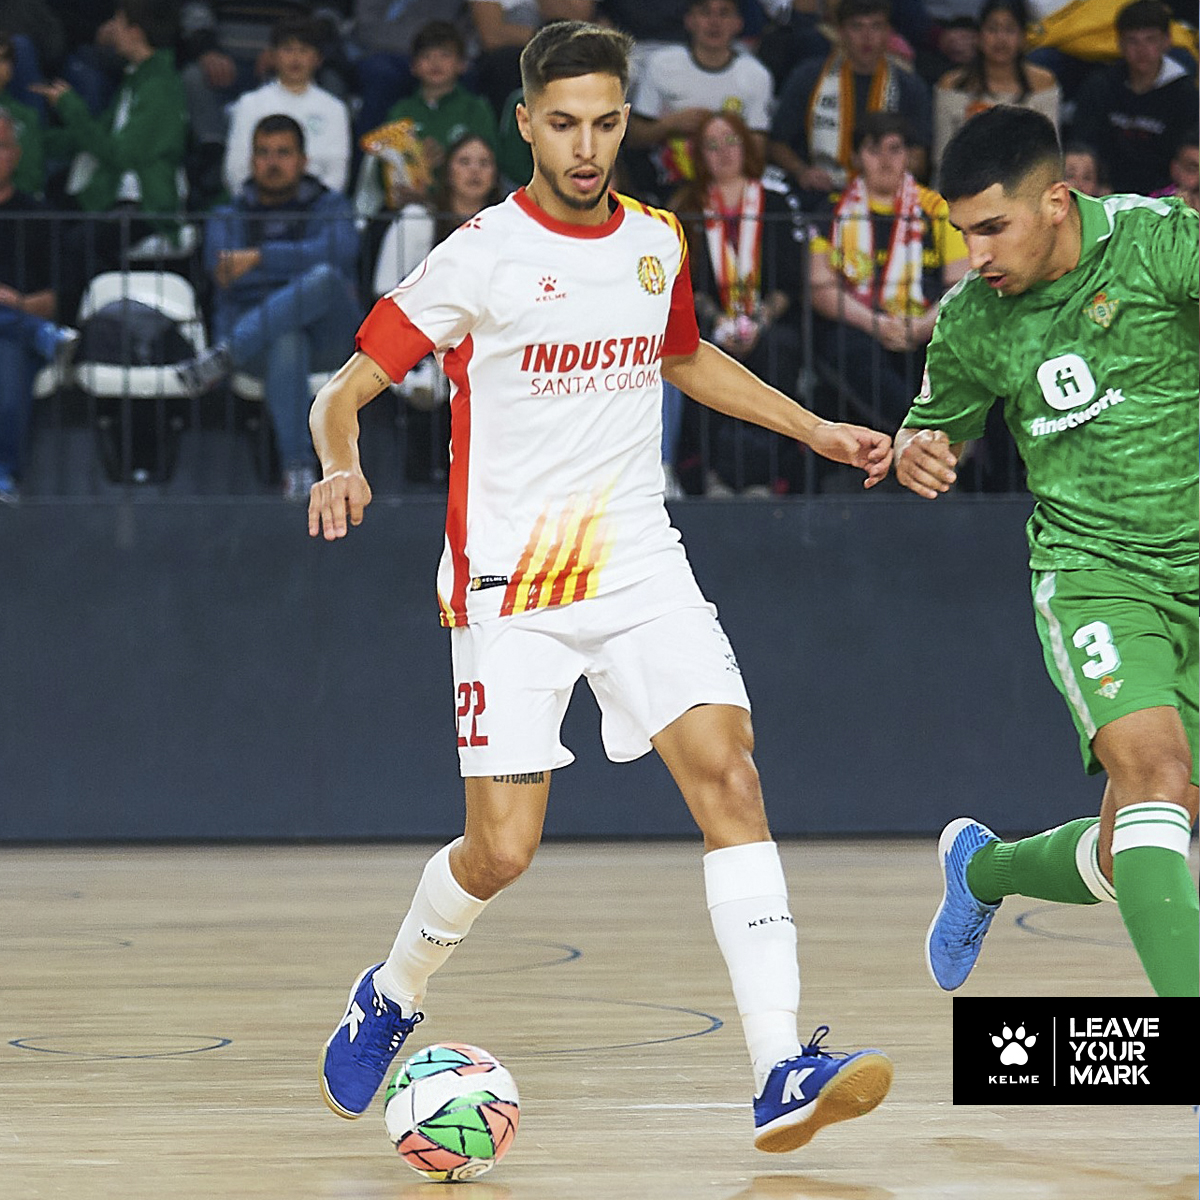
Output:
[0,0,1196,501]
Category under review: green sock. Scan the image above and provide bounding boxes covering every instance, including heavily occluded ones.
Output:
[1112,831,1199,998]
[966,817,1105,906]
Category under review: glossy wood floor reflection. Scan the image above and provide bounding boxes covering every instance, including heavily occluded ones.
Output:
[2,842,1196,1200]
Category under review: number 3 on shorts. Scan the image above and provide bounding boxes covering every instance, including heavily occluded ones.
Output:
[456,681,489,747]
[1072,620,1121,680]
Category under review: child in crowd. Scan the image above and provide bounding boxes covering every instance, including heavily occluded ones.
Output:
[223,16,352,196]
[1062,140,1107,196]
[355,20,496,216]
[0,31,42,196]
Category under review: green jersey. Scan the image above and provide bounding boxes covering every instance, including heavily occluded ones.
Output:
[904,191,1199,596]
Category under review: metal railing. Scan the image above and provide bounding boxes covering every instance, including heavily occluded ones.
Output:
[1,207,1023,499]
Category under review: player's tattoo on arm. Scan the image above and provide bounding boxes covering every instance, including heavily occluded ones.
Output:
[491,773,546,785]
[371,367,390,389]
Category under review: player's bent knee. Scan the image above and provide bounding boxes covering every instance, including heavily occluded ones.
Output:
[456,841,537,898]
[1106,753,1193,809]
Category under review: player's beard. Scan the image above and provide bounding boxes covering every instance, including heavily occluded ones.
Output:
[541,163,615,212]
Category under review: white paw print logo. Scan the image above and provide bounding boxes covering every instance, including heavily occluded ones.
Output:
[992,1024,1037,1065]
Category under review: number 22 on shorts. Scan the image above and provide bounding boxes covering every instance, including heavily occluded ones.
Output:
[457,681,489,747]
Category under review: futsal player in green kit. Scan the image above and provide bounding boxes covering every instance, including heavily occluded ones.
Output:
[894,106,1198,998]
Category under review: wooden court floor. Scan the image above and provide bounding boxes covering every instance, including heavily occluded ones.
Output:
[2,841,1196,1200]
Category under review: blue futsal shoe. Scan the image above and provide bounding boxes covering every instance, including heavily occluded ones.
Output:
[753,1026,893,1152]
[320,962,424,1118]
[926,817,1002,991]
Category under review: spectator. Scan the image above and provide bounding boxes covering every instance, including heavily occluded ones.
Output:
[0,1,64,86]
[912,15,978,89]
[355,20,497,218]
[671,109,808,493]
[373,132,501,483]
[1062,138,1108,195]
[224,16,351,196]
[494,84,533,190]
[0,110,78,501]
[808,112,967,429]
[0,29,42,194]
[769,0,932,197]
[1153,126,1198,212]
[33,0,188,319]
[932,0,1059,185]
[1070,0,1198,195]
[176,114,360,499]
[627,0,774,200]
[350,0,467,139]
[470,2,596,117]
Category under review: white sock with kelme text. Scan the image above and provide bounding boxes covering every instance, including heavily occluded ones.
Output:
[375,839,491,1014]
[704,840,803,1093]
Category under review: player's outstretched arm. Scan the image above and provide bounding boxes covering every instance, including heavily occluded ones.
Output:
[893,427,964,498]
[308,351,392,540]
[663,340,893,489]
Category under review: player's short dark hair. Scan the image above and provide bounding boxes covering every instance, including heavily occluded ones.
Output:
[835,0,891,24]
[853,111,913,152]
[116,0,179,49]
[519,21,634,102]
[253,113,306,153]
[1115,0,1170,34]
[412,20,467,61]
[270,16,324,50]
[939,105,1062,202]
[0,30,13,61]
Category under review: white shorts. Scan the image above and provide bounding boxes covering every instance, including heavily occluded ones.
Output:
[450,568,751,777]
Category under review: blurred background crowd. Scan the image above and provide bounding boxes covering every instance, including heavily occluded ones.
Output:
[0,0,1195,501]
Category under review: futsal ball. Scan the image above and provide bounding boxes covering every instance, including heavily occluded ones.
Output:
[383,1043,519,1182]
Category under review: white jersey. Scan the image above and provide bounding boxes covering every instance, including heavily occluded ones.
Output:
[358,188,702,628]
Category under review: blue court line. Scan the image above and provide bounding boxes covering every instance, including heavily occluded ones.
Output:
[1014,905,1130,948]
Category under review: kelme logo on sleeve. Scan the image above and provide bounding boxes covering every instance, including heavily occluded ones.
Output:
[1036,354,1096,410]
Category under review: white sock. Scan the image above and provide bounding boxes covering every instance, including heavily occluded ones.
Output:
[704,841,803,1092]
[375,839,491,1013]
[1074,821,1117,902]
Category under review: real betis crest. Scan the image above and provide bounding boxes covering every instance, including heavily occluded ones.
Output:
[1084,291,1118,329]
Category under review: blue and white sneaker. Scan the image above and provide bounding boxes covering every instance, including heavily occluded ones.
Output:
[320,962,424,1118]
[926,817,1002,991]
[753,1026,893,1152]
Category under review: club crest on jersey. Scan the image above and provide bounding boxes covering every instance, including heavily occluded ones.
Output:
[637,255,667,295]
[1084,291,1118,329]
[1095,675,1124,700]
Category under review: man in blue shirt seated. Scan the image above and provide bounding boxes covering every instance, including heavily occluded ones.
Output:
[178,112,360,499]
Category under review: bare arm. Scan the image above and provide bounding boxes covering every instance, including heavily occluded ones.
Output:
[0,285,57,320]
[307,351,393,539]
[663,340,892,487]
[809,246,882,336]
[893,427,965,498]
[767,138,835,193]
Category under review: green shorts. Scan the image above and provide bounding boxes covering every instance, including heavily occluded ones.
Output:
[1032,568,1198,783]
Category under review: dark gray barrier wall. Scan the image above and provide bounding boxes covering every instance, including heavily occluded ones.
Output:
[1,497,1100,841]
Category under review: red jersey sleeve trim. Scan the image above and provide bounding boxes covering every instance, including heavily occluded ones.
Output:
[663,250,700,358]
[355,296,437,383]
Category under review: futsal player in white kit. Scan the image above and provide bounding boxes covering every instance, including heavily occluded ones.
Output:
[310,21,894,1152]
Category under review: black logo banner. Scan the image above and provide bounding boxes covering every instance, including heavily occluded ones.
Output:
[952,997,1197,1104]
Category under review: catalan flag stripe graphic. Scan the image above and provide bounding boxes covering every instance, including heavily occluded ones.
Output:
[501,495,610,617]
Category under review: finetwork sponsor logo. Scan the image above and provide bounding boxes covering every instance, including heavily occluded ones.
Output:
[1030,387,1125,436]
